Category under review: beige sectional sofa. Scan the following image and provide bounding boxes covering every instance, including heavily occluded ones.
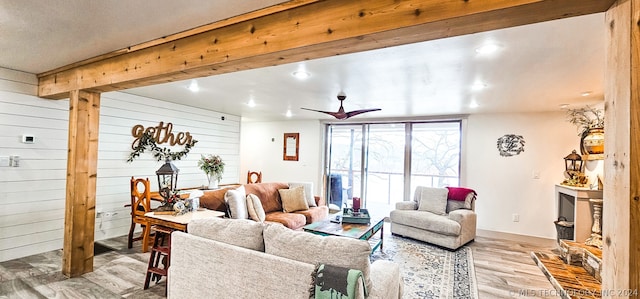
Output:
[390,186,477,250]
[168,217,403,299]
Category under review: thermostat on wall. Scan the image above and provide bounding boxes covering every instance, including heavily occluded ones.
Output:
[22,134,35,144]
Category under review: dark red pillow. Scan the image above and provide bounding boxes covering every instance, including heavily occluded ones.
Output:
[446,187,476,201]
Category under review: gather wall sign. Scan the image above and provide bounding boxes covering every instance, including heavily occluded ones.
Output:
[127,122,198,162]
[131,122,194,149]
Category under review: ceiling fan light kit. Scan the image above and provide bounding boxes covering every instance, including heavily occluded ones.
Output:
[301,93,381,119]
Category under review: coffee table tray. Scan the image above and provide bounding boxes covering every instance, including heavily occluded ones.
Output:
[342,208,371,224]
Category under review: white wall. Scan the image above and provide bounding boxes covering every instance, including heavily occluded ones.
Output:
[240,112,582,239]
[0,69,68,262]
[0,67,241,261]
[465,112,579,239]
[240,120,323,194]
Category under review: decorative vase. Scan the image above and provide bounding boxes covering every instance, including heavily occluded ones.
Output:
[582,127,604,155]
[207,173,220,189]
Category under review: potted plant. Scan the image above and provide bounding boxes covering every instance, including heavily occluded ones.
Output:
[198,154,225,189]
[566,106,604,155]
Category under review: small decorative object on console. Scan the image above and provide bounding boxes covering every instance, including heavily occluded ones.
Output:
[342,208,371,224]
[352,197,361,212]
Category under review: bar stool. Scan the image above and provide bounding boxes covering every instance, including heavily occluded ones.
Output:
[144,225,174,292]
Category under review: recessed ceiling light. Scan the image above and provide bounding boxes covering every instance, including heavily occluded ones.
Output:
[559,104,570,109]
[581,91,592,97]
[188,79,199,92]
[292,71,311,80]
[475,44,500,55]
[286,110,292,117]
[247,99,256,107]
[469,100,479,109]
[471,82,487,91]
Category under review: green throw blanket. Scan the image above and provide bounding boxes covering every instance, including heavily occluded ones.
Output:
[311,264,367,299]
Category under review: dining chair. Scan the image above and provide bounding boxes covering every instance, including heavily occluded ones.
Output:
[127,177,154,252]
[247,171,262,184]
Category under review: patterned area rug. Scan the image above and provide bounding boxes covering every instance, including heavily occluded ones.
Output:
[371,233,478,299]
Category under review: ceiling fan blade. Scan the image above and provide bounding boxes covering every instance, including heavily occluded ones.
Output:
[345,108,382,118]
[301,107,346,119]
[301,93,381,120]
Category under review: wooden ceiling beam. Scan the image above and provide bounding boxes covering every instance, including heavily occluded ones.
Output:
[37,0,615,99]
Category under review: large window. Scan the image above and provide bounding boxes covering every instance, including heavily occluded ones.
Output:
[325,121,461,213]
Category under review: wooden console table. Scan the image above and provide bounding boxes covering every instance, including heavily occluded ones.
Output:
[144,209,225,231]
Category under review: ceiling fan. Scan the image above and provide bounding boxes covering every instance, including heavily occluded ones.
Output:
[301,92,381,119]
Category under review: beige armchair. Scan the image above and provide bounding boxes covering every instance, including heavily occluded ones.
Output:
[390,186,476,250]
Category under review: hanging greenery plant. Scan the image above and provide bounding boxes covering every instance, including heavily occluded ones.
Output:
[127,131,198,162]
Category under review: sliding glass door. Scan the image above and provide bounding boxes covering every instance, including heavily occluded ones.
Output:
[326,125,364,211]
[364,123,406,211]
[326,120,461,214]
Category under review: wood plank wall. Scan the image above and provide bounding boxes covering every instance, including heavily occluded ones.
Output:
[0,68,241,261]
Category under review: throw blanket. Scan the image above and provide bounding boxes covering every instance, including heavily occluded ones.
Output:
[446,187,477,201]
[311,264,367,299]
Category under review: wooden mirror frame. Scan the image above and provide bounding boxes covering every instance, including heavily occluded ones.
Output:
[283,133,299,161]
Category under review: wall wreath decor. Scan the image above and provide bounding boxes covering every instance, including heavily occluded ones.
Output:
[497,134,525,157]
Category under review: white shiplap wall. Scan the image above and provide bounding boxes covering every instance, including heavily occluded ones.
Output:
[0,69,68,262]
[0,68,241,261]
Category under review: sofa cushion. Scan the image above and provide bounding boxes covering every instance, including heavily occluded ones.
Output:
[225,185,248,219]
[247,194,266,222]
[263,223,373,291]
[294,206,329,224]
[244,182,288,213]
[264,211,307,230]
[288,182,317,207]
[279,186,309,213]
[198,187,233,215]
[416,187,448,215]
[390,209,461,236]
[187,217,265,251]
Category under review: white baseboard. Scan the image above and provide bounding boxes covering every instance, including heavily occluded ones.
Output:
[477,229,557,247]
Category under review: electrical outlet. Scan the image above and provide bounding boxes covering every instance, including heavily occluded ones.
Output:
[512,213,520,222]
[102,212,118,218]
[9,155,19,167]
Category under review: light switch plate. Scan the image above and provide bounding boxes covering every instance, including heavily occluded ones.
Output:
[0,156,9,167]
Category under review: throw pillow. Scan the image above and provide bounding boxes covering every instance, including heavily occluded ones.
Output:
[288,182,317,207]
[187,217,265,251]
[446,192,476,212]
[263,223,372,291]
[416,186,448,215]
[246,194,266,222]
[224,185,247,219]
[279,186,309,213]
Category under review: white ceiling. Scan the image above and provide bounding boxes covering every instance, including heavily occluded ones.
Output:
[1,1,605,122]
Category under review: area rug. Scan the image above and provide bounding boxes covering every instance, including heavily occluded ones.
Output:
[371,233,478,299]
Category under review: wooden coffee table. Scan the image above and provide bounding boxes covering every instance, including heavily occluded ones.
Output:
[303,217,384,254]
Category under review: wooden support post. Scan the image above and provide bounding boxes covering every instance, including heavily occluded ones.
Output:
[603,0,640,295]
[62,90,101,277]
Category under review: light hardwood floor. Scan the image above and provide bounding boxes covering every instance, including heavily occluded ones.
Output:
[469,236,558,298]
[0,224,558,298]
